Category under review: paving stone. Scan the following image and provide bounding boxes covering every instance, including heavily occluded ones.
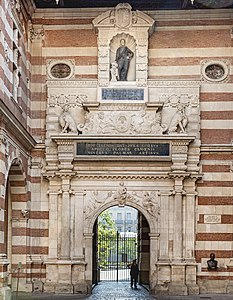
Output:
[13,282,233,300]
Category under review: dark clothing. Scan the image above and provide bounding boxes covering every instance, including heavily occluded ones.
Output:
[130,263,139,288]
[115,45,134,81]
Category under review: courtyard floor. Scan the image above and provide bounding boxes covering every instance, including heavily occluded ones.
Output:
[13,282,233,300]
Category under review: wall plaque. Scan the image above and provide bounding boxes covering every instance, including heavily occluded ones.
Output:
[77,142,169,156]
[102,88,144,100]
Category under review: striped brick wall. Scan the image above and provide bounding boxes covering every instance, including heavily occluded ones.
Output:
[0,4,232,294]
[30,8,232,289]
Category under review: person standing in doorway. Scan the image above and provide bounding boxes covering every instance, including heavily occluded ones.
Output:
[115,38,134,81]
[130,259,139,289]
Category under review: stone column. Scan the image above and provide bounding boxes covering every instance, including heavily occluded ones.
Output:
[60,175,72,260]
[173,189,183,262]
[149,233,159,293]
[83,233,93,293]
[184,192,197,262]
[47,188,60,260]
[72,192,85,259]
[159,193,169,261]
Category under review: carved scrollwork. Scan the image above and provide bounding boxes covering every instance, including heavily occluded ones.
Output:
[83,108,163,135]
[84,185,160,220]
[133,191,160,219]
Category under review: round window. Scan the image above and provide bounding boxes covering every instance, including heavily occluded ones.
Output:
[205,64,225,80]
[50,63,71,79]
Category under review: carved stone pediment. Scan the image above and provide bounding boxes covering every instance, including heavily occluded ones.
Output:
[92,3,155,86]
[93,3,154,30]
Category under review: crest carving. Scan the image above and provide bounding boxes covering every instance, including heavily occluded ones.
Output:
[113,3,133,29]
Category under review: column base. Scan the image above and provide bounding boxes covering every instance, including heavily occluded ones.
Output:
[32,279,44,293]
[153,284,169,295]
[55,283,73,294]
[44,282,56,293]
[227,282,233,294]
[0,286,11,300]
[168,284,188,296]
[187,284,199,295]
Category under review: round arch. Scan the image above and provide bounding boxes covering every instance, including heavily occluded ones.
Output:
[85,199,157,235]
[4,157,29,291]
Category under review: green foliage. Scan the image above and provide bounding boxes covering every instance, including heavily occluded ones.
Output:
[98,211,117,268]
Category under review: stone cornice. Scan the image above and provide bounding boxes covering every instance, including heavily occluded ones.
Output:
[148,80,200,88]
[51,135,196,142]
[201,144,233,152]
[47,80,97,88]
[0,100,36,151]
[32,8,233,22]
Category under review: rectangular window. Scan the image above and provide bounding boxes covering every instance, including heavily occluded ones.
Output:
[117,213,122,220]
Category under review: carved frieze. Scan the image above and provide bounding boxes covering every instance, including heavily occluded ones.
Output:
[83,107,163,135]
[84,182,160,220]
[48,94,87,108]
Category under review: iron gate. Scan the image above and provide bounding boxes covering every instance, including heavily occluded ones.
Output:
[98,232,138,281]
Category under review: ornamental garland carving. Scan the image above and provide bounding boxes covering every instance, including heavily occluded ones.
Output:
[84,182,160,220]
[83,108,163,135]
[48,94,87,107]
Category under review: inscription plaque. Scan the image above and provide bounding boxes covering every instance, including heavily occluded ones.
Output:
[102,88,144,101]
[77,142,169,156]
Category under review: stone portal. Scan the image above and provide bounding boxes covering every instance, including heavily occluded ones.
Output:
[44,3,201,296]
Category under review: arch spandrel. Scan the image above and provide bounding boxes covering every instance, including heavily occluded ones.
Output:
[83,186,160,234]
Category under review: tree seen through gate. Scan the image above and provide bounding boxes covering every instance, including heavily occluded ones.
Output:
[97,207,138,282]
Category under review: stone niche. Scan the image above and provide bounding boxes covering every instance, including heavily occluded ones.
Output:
[93,3,154,92]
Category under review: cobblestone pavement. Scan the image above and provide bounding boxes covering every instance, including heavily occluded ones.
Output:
[13,282,233,300]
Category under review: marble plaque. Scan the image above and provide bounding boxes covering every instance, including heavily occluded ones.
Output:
[102,88,144,100]
[77,142,169,156]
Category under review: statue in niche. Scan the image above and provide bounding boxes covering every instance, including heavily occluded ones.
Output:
[59,104,78,134]
[167,104,188,134]
[110,61,118,82]
[207,253,218,270]
[115,39,134,81]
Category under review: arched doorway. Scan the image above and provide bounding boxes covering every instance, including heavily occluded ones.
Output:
[92,205,150,288]
[4,159,29,292]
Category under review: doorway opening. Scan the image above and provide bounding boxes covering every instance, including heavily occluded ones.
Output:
[92,205,150,286]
